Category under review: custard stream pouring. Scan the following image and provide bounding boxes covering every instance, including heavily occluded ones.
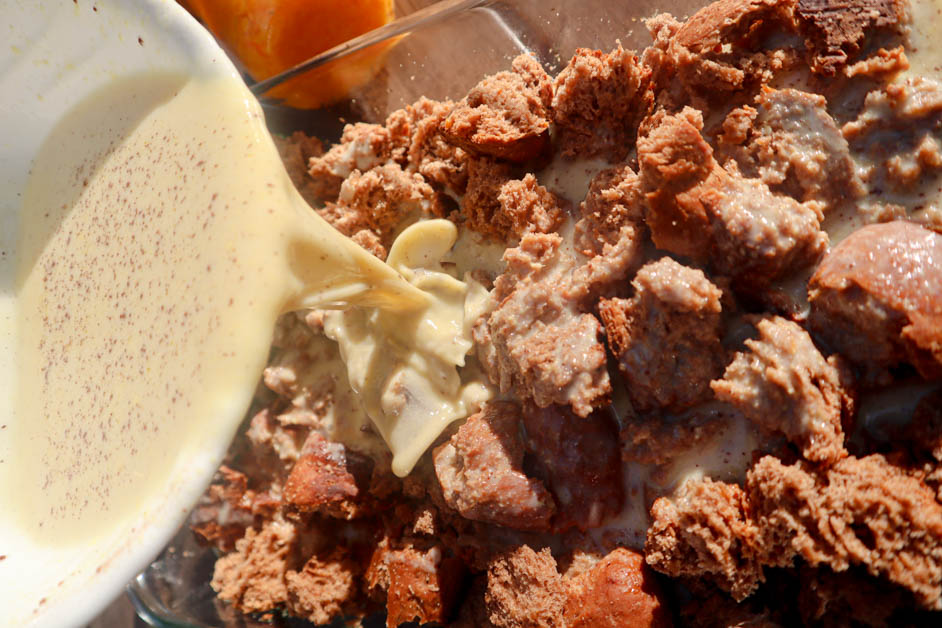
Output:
[0,1,481,626]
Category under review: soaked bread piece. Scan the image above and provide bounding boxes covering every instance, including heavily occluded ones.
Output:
[211,517,298,615]
[496,174,566,238]
[384,545,466,627]
[460,163,566,240]
[521,403,624,532]
[563,548,672,628]
[190,466,261,552]
[364,538,467,628]
[284,549,360,625]
[473,233,611,417]
[484,545,670,628]
[600,258,726,414]
[459,156,513,238]
[567,165,646,305]
[809,221,942,379]
[282,431,375,520]
[638,107,828,290]
[308,121,395,192]
[750,454,942,609]
[333,164,441,239]
[708,173,828,291]
[667,0,800,103]
[572,165,646,257]
[711,316,851,465]
[433,401,555,531]
[646,475,764,599]
[844,44,910,77]
[485,546,566,628]
[720,87,865,208]
[843,77,942,194]
[315,162,441,260]
[310,98,468,201]
[637,107,720,258]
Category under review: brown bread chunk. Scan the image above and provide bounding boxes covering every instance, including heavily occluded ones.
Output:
[350,229,386,259]
[496,174,565,238]
[552,44,653,161]
[809,221,942,379]
[384,546,466,627]
[191,466,257,552]
[668,0,799,101]
[522,404,624,532]
[211,518,297,614]
[722,87,865,208]
[843,78,942,192]
[433,401,555,531]
[485,546,671,628]
[331,163,440,242]
[282,432,374,519]
[316,161,442,261]
[309,98,467,198]
[568,166,646,304]
[243,407,306,475]
[474,233,611,416]
[708,174,827,291]
[711,316,850,464]
[563,548,672,628]
[646,476,765,599]
[844,44,909,77]
[795,0,909,75]
[749,455,942,609]
[510,52,554,110]
[573,165,646,257]
[638,107,827,290]
[637,107,719,258]
[308,122,391,199]
[600,257,725,414]
[453,167,566,241]
[442,54,552,163]
[387,97,469,194]
[485,546,565,628]
[460,156,513,239]
[284,549,359,625]
[844,77,942,141]
[718,105,760,146]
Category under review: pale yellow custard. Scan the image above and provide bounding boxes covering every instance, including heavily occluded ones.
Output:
[10,72,477,546]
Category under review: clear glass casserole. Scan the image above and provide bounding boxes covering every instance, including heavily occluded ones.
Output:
[126,1,711,626]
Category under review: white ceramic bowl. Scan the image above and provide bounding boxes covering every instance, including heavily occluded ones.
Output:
[0,1,246,626]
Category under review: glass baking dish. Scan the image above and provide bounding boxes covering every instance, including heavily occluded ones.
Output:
[127,1,707,626]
